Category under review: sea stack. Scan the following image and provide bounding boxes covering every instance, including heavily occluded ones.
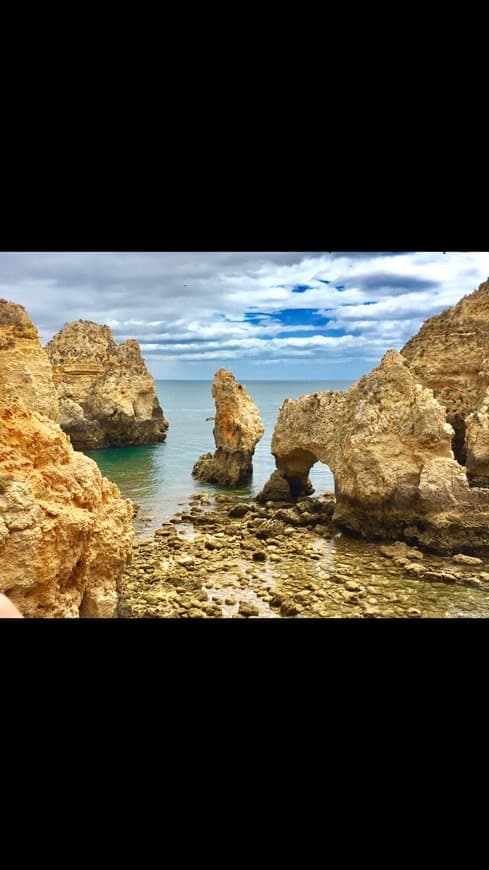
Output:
[0,300,133,617]
[45,320,168,450]
[193,368,264,487]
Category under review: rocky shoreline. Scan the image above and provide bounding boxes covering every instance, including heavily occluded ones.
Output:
[118,492,489,618]
[4,276,489,619]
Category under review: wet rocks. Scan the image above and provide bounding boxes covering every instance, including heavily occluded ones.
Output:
[239,602,260,617]
[380,542,424,561]
[257,469,296,503]
[453,554,483,566]
[228,503,253,518]
[117,490,489,620]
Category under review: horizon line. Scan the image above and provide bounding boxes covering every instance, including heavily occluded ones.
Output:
[153,377,356,382]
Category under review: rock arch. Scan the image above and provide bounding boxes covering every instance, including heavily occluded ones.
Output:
[258,350,489,553]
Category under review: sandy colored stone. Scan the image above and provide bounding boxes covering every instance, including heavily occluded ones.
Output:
[464,392,489,486]
[193,369,264,486]
[45,320,168,449]
[0,390,133,617]
[0,301,133,617]
[452,553,483,566]
[401,278,489,472]
[0,299,59,420]
[259,349,489,552]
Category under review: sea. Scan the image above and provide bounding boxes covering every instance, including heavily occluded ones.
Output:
[84,380,352,533]
[84,380,489,617]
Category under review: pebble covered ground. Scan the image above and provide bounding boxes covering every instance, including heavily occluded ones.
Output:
[118,494,489,618]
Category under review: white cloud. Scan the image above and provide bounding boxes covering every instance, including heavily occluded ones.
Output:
[1,251,488,378]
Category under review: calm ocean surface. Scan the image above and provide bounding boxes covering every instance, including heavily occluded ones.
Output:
[85,380,353,533]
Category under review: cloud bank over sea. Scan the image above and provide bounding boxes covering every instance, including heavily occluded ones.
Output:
[2,251,488,379]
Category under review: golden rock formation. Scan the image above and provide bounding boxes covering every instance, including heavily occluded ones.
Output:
[0,301,133,617]
[193,368,264,486]
[46,320,168,449]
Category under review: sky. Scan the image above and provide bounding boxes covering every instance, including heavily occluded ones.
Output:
[1,251,488,380]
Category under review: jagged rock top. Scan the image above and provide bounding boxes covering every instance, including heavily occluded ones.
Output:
[0,304,133,617]
[271,349,454,486]
[47,320,158,379]
[192,369,264,486]
[401,278,489,462]
[45,319,168,449]
[0,299,59,420]
[402,278,489,414]
[46,319,116,367]
[402,278,489,362]
[0,298,38,336]
[212,368,264,454]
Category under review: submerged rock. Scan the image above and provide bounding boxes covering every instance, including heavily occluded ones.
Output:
[45,320,168,449]
[192,368,264,486]
[0,302,133,617]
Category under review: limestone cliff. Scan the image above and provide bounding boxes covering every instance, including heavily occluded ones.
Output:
[0,299,59,420]
[193,369,264,487]
[0,301,134,617]
[464,388,489,486]
[45,320,168,449]
[401,278,489,465]
[259,350,489,553]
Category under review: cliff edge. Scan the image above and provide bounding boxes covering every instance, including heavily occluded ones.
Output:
[0,301,133,617]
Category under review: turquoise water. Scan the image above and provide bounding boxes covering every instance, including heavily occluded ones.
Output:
[85,380,353,532]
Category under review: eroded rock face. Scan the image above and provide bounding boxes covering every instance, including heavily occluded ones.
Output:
[401,278,489,465]
[259,350,489,552]
[464,388,489,486]
[0,301,134,617]
[0,393,134,617]
[45,320,168,449]
[0,299,59,420]
[192,369,264,486]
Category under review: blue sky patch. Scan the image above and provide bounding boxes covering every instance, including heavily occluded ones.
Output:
[324,326,348,336]
[336,285,346,290]
[273,308,329,327]
[291,284,311,293]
